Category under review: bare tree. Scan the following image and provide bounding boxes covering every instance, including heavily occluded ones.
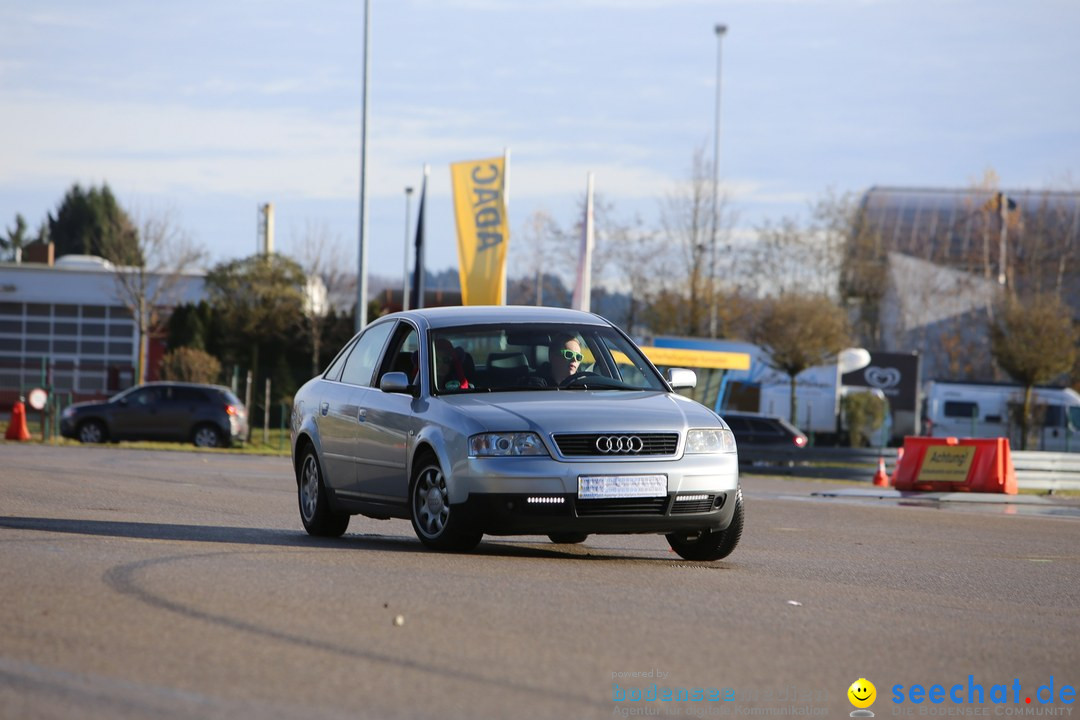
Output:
[601,216,664,336]
[750,213,844,298]
[286,221,351,376]
[510,209,566,306]
[558,190,667,334]
[105,209,206,384]
[658,146,729,337]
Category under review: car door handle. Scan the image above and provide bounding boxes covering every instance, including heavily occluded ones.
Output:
[358,408,367,422]
[320,402,329,416]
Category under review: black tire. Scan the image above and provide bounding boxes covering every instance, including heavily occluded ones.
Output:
[666,487,744,561]
[192,423,224,448]
[297,448,350,537]
[548,532,589,544]
[77,419,107,444]
[410,457,482,552]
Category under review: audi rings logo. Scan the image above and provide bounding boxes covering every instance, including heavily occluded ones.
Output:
[595,435,644,454]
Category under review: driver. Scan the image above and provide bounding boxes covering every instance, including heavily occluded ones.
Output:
[548,334,582,385]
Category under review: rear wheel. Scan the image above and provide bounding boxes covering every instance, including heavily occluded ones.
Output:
[548,533,588,544]
[666,488,744,561]
[297,448,350,537]
[192,424,223,448]
[77,419,107,444]
[410,458,481,552]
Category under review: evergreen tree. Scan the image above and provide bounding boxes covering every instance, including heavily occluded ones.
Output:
[48,183,141,263]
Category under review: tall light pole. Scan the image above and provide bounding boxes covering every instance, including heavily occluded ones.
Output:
[402,186,414,311]
[708,23,727,339]
[997,191,1010,287]
[355,0,372,332]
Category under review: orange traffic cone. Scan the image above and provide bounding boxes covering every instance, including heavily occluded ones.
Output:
[872,455,890,488]
[5,400,31,441]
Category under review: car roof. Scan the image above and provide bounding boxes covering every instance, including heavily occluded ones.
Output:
[136,381,232,393]
[382,305,612,330]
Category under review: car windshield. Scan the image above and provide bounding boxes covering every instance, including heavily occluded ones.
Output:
[428,322,667,394]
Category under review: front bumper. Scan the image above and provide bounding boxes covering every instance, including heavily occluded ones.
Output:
[59,418,76,439]
[448,452,740,536]
[456,489,739,536]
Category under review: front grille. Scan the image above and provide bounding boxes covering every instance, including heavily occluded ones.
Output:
[670,494,716,514]
[553,433,679,457]
[575,497,669,516]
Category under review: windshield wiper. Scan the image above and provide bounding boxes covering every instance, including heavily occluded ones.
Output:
[561,376,634,390]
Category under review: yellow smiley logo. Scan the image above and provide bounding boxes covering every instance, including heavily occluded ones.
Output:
[848,678,876,709]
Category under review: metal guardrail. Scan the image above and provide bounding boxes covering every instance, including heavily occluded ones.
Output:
[737,445,1080,491]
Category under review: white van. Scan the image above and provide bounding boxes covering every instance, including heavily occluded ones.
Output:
[923,381,1080,452]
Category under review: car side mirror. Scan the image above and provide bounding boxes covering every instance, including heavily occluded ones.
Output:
[667,368,697,389]
[380,371,418,397]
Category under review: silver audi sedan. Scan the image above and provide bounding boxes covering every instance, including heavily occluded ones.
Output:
[290,306,743,561]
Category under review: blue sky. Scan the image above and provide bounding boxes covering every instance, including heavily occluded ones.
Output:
[2,0,1078,283]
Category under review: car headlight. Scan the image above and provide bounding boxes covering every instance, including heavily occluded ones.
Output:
[61,406,75,419]
[686,428,737,454]
[469,432,549,457]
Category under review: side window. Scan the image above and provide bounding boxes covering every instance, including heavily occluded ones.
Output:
[173,387,207,404]
[1042,405,1064,428]
[376,323,420,385]
[323,336,359,382]
[129,387,162,406]
[1070,406,1080,431]
[944,401,978,419]
[596,335,654,387]
[749,419,782,436]
[340,322,394,387]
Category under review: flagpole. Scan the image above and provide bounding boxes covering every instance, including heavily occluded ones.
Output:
[355,0,371,332]
[402,185,413,311]
[502,147,510,305]
[411,164,429,309]
[583,172,594,312]
[572,172,595,313]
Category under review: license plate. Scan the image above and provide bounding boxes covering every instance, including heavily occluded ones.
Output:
[578,475,667,499]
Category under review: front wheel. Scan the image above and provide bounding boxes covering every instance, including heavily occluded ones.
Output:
[410,458,481,552]
[666,488,744,561]
[297,448,350,537]
[78,419,107,444]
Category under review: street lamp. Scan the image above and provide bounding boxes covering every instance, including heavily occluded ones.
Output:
[402,186,414,311]
[709,23,728,339]
[355,0,372,332]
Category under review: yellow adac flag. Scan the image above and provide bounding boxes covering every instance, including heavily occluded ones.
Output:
[451,156,508,305]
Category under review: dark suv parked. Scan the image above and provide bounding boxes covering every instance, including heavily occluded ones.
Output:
[720,411,808,448]
[60,382,248,448]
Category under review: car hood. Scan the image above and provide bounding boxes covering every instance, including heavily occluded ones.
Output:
[440,390,722,434]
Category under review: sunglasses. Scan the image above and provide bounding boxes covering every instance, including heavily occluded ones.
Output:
[559,349,584,362]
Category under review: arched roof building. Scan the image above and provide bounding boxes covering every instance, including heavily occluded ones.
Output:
[852,186,1080,382]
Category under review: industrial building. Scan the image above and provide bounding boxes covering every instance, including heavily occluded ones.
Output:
[0,253,205,407]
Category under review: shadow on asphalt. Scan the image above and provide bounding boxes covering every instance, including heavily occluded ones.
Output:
[0,515,731,566]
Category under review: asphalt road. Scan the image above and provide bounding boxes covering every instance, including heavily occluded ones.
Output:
[1,444,1078,720]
